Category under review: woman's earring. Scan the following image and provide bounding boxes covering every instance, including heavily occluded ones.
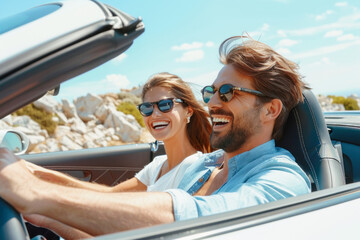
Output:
[187,116,191,123]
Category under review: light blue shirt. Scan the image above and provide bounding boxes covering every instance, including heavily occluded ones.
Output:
[166,140,311,221]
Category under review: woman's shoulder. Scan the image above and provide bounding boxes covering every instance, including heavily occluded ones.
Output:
[151,154,168,165]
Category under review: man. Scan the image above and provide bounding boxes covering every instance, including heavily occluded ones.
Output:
[0,35,310,237]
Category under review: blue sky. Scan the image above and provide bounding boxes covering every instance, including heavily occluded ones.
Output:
[2,0,360,101]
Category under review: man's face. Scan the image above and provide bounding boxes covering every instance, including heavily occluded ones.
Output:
[207,65,263,153]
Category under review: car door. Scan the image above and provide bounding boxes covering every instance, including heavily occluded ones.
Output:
[325,112,360,184]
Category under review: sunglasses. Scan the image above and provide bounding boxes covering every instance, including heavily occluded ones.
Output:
[137,98,184,117]
[201,84,266,103]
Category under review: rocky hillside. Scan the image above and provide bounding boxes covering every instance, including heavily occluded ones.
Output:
[0,92,154,153]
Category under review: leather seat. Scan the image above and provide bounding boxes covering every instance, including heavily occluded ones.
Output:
[276,89,345,191]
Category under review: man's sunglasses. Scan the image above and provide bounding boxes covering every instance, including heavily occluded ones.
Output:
[201,84,266,103]
[137,98,184,117]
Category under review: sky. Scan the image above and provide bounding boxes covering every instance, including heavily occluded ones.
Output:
[1,0,360,102]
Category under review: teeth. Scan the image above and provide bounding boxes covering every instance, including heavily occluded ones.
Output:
[212,117,230,123]
[152,121,169,127]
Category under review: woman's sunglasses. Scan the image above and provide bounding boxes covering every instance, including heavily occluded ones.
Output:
[201,84,266,103]
[137,98,184,117]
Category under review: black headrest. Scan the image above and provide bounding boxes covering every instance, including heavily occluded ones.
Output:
[276,89,345,191]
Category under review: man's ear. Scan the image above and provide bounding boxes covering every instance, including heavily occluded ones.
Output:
[262,99,282,122]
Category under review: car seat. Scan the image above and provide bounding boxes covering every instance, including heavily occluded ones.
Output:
[276,89,345,191]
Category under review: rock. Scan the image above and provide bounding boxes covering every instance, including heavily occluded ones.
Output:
[74,93,102,122]
[34,95,59,114]
[13,116,42,132]
[1,115,13,126]
[55,111,68,124]
[0,120,10,129]
[69,117,87,134]
[95,104,110,123]
[55,126,72,138]
[59,135,82,150]
[62,99,78,118]
[27,135,46,152]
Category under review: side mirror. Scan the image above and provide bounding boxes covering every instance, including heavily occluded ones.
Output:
[0,130,29,155]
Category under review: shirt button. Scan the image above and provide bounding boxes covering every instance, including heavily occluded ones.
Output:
[199,177,204,183]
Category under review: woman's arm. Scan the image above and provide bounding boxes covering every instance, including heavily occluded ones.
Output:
[26,161,146,192]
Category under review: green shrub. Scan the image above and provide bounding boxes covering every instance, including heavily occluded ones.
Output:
[117,92,141,105]
[14,104,58,134]
[328,95,360,110]
[117,102,145,127]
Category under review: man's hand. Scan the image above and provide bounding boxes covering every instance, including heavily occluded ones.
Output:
[0,147,41,213]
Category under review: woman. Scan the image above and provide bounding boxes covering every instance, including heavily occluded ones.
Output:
[134,72,212,191]
[26,72,212,192]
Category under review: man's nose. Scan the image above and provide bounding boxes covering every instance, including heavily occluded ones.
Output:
[207,91,222,109]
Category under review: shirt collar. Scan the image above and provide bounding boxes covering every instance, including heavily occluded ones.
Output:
[204,140,276,171]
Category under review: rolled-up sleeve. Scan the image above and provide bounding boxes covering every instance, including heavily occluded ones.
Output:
[166,189,198,220]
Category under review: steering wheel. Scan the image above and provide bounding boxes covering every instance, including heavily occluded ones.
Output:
[0,197,29,240]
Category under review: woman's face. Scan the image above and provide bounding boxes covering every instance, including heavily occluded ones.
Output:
[142,86,190,143]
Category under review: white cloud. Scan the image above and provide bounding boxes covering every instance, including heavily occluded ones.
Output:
[185,71,220,88]
[321,57,331,64]
[248,31,262,38]
[277,30,287,37]
[55,74,130,102]
[335,2,348,7]
[261,23,270,31]
[315,10,334,21]
[278,39,299,47]
[292,39,360,60]
[101,74,130,89]
[175,50,204,62]
[111,53,127,63]
[337,33,357,41]
[276,48,291,56]
[281,10,360,37]
[324,30,343,37]
[205,41,214,47]
[301,57,359,95]
[171,42,203,51]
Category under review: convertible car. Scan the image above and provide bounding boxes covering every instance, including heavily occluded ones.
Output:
[0,0,360,239]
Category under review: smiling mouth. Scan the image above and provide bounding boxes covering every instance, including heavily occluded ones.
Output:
[152,121,169,130]
[212,117,230,126]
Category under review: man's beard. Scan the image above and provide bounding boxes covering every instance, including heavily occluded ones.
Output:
[210,107,262,153]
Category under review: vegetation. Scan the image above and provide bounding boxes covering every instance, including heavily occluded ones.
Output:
[328,95,360,110]
[14,104,58,134]
[117,92,141,105]
[117,102,145,127]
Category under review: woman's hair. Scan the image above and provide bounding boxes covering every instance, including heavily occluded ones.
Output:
[142,72,212,153]
[219,35,308,140]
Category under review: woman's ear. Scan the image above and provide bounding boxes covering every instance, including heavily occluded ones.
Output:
[187,106,194,117]
[262,99,282,122]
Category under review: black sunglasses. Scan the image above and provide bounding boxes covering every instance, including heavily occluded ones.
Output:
[201,84,266,103]
[137,98,184,117]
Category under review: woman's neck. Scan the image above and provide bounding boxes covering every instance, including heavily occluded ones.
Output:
[163,136,197,170]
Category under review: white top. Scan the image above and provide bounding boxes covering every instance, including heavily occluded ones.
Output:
[135,152,203,192]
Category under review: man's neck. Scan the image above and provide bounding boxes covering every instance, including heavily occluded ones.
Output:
[223,135,272,162]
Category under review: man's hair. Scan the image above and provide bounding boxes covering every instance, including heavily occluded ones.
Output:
[142,72,213,153]
[219,35,308,140]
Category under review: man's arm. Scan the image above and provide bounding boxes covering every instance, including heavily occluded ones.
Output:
[24,214,92,239]
[0,148,173,236]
